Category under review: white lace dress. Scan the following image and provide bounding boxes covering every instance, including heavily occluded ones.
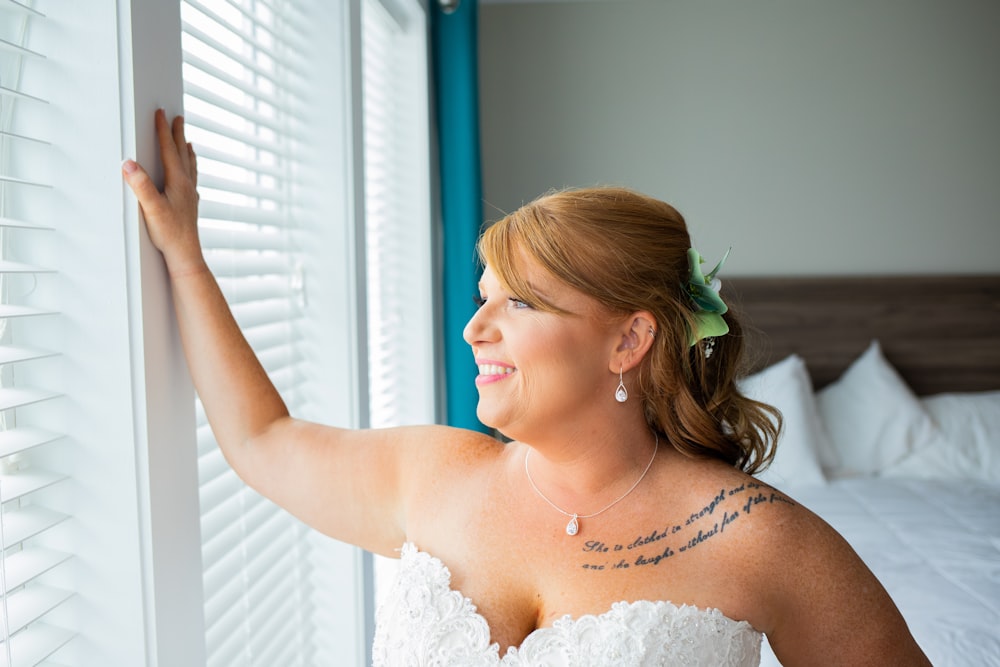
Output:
[372,543,762,666]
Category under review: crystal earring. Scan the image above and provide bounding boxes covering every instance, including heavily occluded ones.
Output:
[615,365,628,403]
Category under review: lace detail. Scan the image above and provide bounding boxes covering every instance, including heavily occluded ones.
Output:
[372,543,762,667]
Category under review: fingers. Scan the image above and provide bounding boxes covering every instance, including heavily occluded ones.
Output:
[173,114,192,176]
[121,159,164,212]
[187,142,199,190]
[122,110,199,215]
[154,109,191,183]
[154,109,178,168]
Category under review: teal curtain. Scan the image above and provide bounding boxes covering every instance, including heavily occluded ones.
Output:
[433,0,489,432]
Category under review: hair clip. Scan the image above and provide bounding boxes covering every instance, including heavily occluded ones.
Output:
[685,247,731,348]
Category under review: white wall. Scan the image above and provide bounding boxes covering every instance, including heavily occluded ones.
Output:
[478,0,1000,275]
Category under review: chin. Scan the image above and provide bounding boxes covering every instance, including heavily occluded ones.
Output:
[475,397,534,442]
[475,405,502,431]
[475,407,518,441]
[478,414,528,444]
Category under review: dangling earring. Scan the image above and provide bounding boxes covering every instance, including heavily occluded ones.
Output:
[615,365,628,403]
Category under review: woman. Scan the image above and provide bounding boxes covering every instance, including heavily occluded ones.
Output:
[122,110,930,666]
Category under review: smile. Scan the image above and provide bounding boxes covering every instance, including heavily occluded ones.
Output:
[475,361,516,385]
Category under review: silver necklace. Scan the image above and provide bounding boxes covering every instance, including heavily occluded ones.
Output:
[524,433,659,537]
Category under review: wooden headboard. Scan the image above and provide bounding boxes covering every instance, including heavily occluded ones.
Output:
[722,275,1000,396]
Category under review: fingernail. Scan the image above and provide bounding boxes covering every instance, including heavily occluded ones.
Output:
[122,159,138,174]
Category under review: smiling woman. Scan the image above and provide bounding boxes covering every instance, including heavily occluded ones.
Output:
[124,69,932,662]
[465,256,632,441]
[473,187,778,472]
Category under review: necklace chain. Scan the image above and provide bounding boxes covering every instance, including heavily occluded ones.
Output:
[524,433,658,536]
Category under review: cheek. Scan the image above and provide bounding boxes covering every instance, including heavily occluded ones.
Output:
[510,316,616,392]
[536,341,611,396]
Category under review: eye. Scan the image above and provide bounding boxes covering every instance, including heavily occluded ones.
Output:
[473,295,486,308]
[508,297,532,310]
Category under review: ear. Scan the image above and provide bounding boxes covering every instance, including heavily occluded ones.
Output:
[610,312,657,373]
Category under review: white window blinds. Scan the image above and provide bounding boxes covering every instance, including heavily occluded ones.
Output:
[180,1,343,664]
[0,2,75,665]
[179,0,434,661]
[360,0,436,609]
[362,0,435,430]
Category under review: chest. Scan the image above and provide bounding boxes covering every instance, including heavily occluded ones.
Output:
[373,543,763,666]
[403,453,772,652]
[414,494,757,653]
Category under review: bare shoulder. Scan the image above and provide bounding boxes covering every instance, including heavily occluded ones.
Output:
[663,460,928,665]
[718,477,930,666]
[663,459,804,550]
[391,423,505,473]
[390,424,506,504]
[666,460,844,565]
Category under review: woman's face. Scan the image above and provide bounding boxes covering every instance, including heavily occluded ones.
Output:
[463,256,624,442]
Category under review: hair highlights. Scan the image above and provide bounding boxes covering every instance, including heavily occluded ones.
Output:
[477,186,779,474]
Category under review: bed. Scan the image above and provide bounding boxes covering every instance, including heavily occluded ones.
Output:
[723,275,1000,667]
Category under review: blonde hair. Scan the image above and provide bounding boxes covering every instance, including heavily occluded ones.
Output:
[477,186,779,474]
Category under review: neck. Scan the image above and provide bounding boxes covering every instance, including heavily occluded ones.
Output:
[518,425,661,507]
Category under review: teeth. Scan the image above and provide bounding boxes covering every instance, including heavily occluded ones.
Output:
[478,364,515,376]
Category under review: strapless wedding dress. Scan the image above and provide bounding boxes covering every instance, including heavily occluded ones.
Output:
[372,543,761,666]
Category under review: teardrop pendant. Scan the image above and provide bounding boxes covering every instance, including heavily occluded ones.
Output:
[566,514,580,536]
[615,365,628,403]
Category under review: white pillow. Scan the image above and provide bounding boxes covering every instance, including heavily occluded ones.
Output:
[816,340,939,477]
[884,391,1000,483]
[738,354,828,488]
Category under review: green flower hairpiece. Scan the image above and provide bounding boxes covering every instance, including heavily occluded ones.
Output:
[685,247,731,347]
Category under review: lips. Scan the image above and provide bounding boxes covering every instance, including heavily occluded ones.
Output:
[475,359,516,385]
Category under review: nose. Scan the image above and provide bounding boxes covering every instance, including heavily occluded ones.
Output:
[463,302,495,346]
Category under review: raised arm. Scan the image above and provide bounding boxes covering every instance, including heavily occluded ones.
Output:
[121,110,456,555]
[122,110,288,464]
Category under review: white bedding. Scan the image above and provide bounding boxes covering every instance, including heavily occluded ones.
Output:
[744,341,1000,666]
[759,477,1000,666]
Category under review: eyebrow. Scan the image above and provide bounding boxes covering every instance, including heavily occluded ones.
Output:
[481,277,554,303]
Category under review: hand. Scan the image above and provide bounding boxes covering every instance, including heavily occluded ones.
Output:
[122,109,206,277]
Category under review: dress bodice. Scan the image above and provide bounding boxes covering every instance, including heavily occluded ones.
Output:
[372,543,762,666]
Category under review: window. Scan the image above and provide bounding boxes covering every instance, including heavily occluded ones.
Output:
[0,2,72,662]
[179,1,357,663]
[1,1,179,664]
[0,0,434,664]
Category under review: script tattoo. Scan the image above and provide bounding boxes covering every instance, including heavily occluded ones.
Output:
[579,480,796,571]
